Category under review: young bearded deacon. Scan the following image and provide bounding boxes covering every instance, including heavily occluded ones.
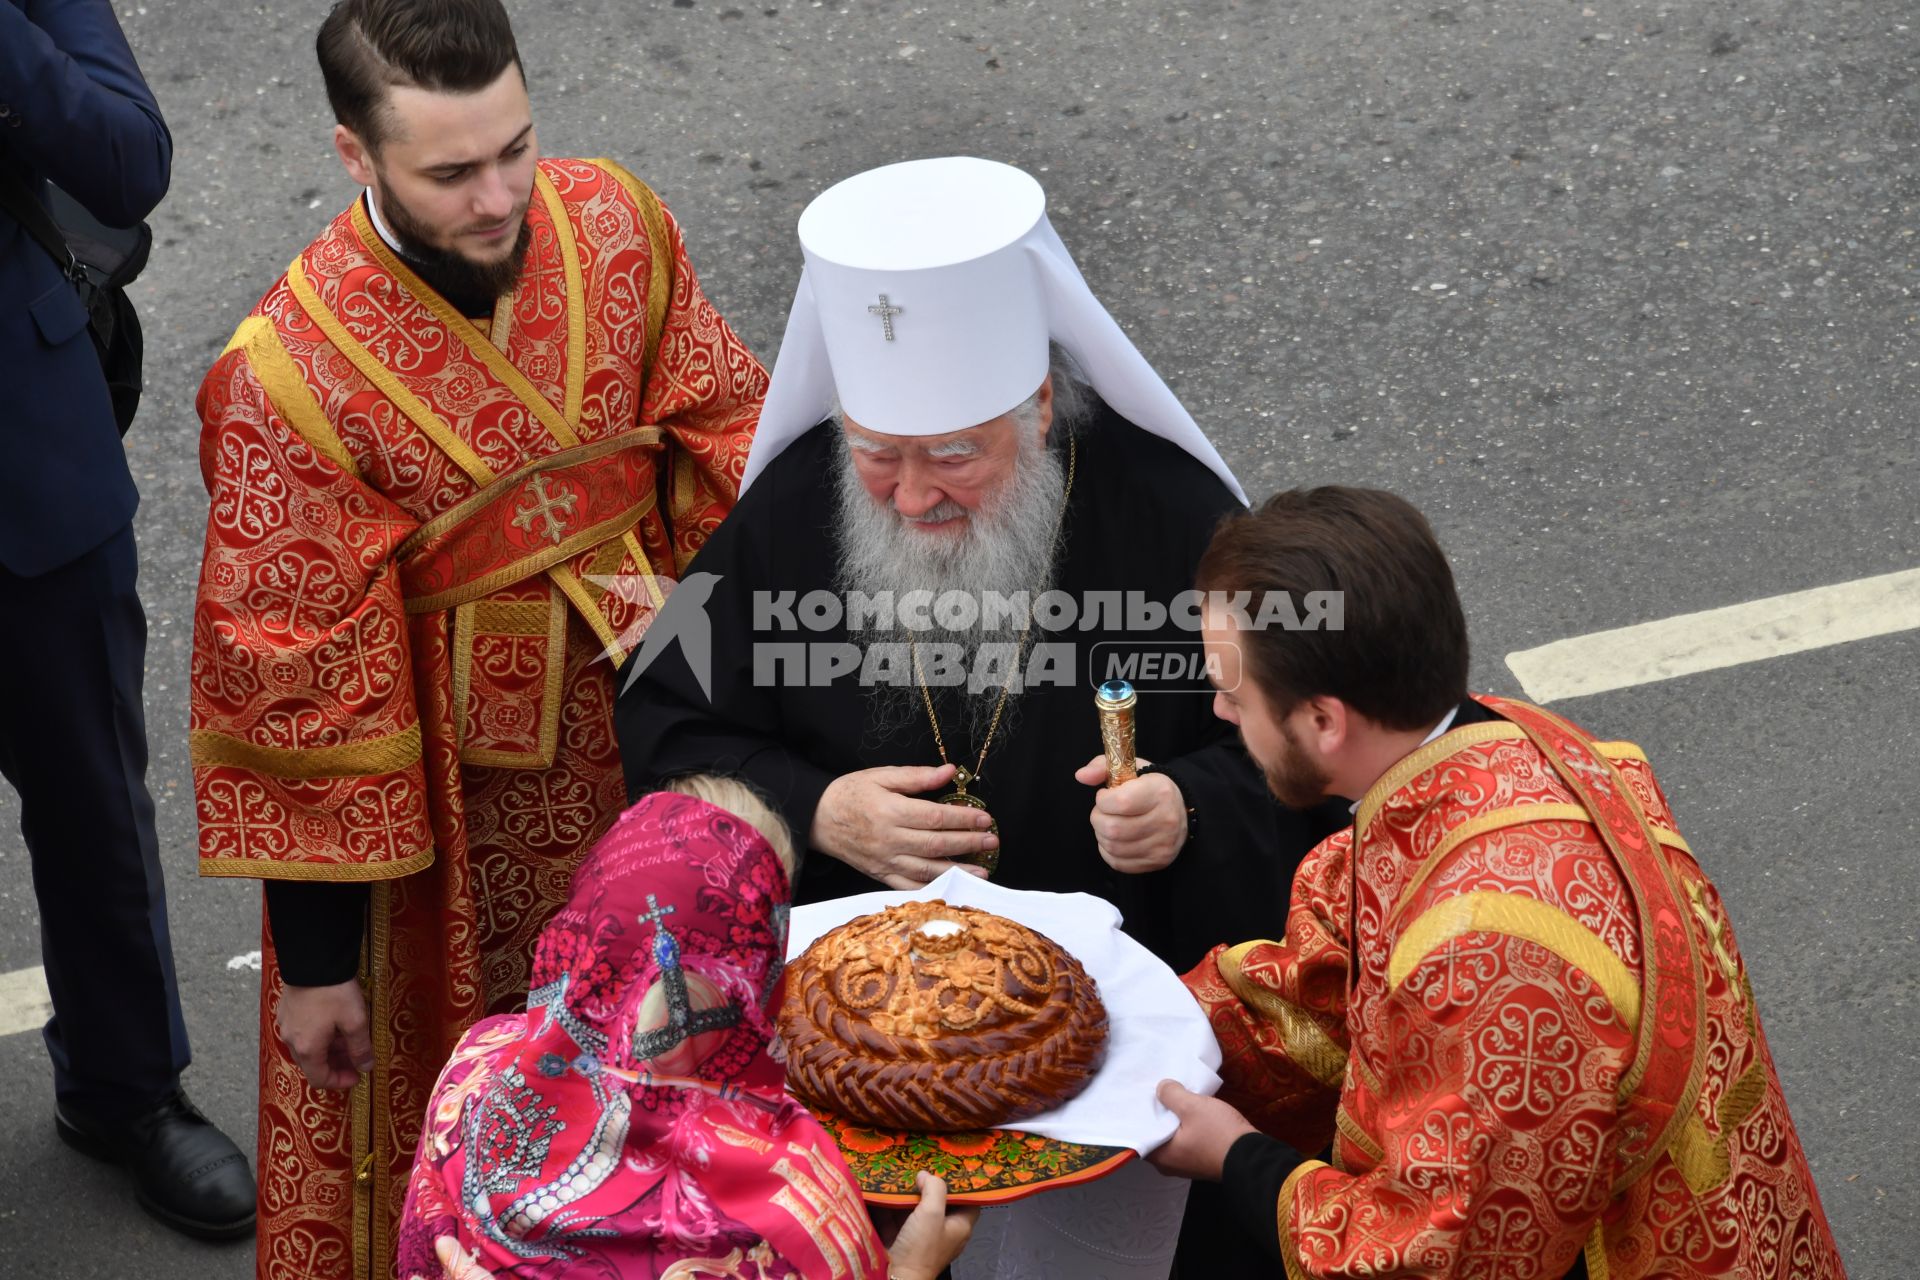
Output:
[1150,488,1845,1278]
[188,2,766,1276]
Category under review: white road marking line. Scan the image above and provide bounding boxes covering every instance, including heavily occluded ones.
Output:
[0,965,52,1039]
[1506,566,1920,703]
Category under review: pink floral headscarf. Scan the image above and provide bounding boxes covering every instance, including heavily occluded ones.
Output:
[398,791,885,1280]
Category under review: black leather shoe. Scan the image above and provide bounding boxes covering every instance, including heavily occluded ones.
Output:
[56,1088,256,1241]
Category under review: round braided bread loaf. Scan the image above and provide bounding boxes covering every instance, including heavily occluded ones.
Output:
[780,900,1108,1132]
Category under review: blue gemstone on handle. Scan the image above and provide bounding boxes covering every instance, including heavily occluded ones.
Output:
[1099,679,1134,701]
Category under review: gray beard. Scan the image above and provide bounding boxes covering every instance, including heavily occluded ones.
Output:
[831,430,1069,754]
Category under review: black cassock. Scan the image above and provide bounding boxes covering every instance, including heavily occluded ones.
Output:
[615,406,1343,970]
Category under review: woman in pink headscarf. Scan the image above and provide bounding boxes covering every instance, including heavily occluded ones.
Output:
[398,777,973,1280]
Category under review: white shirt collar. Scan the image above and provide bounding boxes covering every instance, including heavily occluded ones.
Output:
[1346,703,1463,815]
[363,189,406,257]
[1420,703,1464,748]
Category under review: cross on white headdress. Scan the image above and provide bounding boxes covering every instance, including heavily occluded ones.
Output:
[867,293,903,341]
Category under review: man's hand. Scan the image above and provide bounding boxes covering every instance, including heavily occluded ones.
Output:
[276,979,374,1090]
[885,1172,979,1280]
[1075,754,1188,873]
[810,764,997,889]
[1148,1080,1257,1182]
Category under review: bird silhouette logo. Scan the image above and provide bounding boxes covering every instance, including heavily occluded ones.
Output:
[612,571,722,703]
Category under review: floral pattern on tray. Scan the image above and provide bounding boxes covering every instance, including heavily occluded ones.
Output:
[808,1105,1135,1206]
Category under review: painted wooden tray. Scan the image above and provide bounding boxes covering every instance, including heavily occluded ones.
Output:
[808,1105,1135,1207]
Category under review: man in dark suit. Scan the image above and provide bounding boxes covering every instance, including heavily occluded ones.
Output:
[0,0,254,1241]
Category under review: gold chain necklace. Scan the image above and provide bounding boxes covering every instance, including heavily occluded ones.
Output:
[910,434,1077,876]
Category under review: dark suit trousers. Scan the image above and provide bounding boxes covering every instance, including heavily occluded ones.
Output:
[0,522,189,1120]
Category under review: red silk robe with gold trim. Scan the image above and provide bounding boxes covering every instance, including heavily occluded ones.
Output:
[189,158,766,1280]
[1187,698,1844,1279]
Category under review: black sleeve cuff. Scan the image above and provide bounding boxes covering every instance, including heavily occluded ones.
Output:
[1145,755,1204,848]
[263,880,369,987]
[739,745,837,875]
[1221,1131,1305,1261]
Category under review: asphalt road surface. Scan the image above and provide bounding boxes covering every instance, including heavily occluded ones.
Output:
[0,0,1912,1275]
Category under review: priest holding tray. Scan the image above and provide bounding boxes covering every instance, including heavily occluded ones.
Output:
[616,156,1340,973]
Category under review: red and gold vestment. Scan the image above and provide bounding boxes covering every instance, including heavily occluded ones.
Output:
[189,158,766,1280]
[1187,697,1845,1279]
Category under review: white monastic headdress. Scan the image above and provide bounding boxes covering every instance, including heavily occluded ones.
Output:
[742,156,1247,503]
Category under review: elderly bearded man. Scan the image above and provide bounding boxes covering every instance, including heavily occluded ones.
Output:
[616,157,1339,973]
[188,1,765,1275]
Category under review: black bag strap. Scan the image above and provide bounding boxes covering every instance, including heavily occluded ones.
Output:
[0,168,83,282]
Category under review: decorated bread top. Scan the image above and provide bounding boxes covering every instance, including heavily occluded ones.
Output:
[780,900,1109,1132]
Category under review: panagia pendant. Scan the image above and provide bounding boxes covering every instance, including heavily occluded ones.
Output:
[937,766,1000,876]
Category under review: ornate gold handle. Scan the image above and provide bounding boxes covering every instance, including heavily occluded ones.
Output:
[1095,679,1138,787]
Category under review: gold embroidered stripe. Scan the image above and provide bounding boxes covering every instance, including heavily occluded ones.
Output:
[1278,1159,1329,1280]
[620,527,666,611]
[1388,891,1642,1034]
[1334,1103,1384,1166]
[200,846,434,882]
[549,564,626,662]
[286,254,498,488]
[1585,1224,1611,1280]
[1670,975,1767,1196]
[1355,722,1528,834]
[365,878,396,1280]
[1655,828,1693,857]
[1219,941,1348,1088]
[1390,802,1594,923]
[220,318,254,357]
[229,315,360,478]
[588,537,631,580]
[554,536,646,666]
[533,169,589,432]
[450,603,476,752]
[350,906,373,1280]
[471,600,553,634]
[670,448,698,549]
[1671,1058,1768,1195]
[487,288,514,352]
[589,158,674,377]
[1348,1048,1383,1096]
[190,723,422,779]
